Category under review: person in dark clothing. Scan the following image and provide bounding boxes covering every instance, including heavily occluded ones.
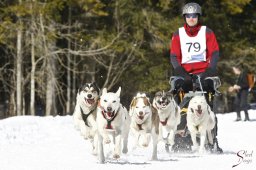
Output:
[229,66,250,121]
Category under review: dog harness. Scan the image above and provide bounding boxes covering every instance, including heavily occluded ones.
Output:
[80,106,96,127]
[137,123,143,130]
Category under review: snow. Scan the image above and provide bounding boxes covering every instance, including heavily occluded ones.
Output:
[0,111,256,170]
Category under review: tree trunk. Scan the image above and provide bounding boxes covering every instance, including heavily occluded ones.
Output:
[8,90,16,117]
[66,5,72,115]
[30,31,36,116]
[71,38,77,113]
[16,25,23,116]
[30,0,36,116]
[39,13,56,116]
[87,58,96,82]
[45,57,55,116]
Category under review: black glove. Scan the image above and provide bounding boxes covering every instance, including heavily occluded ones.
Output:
[200,68,216,80]
[174,66,191,81]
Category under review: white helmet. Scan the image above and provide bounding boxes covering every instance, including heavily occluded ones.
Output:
[182,2,202,16]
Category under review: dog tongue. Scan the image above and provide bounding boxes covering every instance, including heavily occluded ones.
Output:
[107,112,113,117]
[197,109,202,114]
[139,116,144,120]
[86,99,95,105]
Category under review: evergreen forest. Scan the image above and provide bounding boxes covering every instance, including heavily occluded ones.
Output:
[0,0,255,117]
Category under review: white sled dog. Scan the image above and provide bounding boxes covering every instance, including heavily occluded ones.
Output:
[73,83,100,154]
[186,95,216,153]
[152,91,180,151]
[129,93,159,160]
[97,87,130,163]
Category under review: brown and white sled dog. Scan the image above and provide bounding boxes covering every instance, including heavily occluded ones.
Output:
[186,95,216,153]
[153,91,180,150]
[97,87,130,163]
[129,93,159,160]
[73,83,100,153]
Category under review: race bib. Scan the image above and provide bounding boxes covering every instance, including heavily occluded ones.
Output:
[179,26,206,64]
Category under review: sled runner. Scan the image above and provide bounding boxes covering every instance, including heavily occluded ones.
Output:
[169,75,223,153]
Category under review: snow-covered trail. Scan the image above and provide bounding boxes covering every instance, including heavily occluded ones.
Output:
[0,111,255,170]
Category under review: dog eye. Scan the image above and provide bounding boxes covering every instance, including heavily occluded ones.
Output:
[113,100,116,103]
[104,99,107,102]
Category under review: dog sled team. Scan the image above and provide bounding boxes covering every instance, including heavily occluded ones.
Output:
[72,2,225,163]
[72,77,223,163]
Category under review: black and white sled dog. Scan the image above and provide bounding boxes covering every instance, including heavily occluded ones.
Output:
[97,87,130,163]
[73,83,100,153]
[152,91,180,151]
[129,93,159,160]
[186,95,216,153]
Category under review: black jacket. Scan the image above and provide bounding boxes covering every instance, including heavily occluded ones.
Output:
[236,71,249,90]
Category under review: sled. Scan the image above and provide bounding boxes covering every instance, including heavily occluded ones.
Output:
[168,75,223,153]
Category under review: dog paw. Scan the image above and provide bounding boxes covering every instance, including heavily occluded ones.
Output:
[81,132,89,140]
[92,150,97,156]
[122,147,128,154]
[199,147,206,154]
[142,143,149,147]
[92,149,97,156]
[74,125,80,130]
[88,135,94,139]
[192,145,199,151]
[113,154,120,159]
[167,139,175,146]
[151,155,158,161]
[104,138,111,144]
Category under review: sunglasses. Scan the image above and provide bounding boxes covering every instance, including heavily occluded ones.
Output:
[185,13,198,18]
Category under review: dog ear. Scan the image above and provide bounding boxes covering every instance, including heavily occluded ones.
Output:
[129,98,136,117]
[116,87,121,97]
[102,88,107,95]
[130,98,136,108]
[143,97,151,106]
[92,82,100,94]
[78,85,84,94]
